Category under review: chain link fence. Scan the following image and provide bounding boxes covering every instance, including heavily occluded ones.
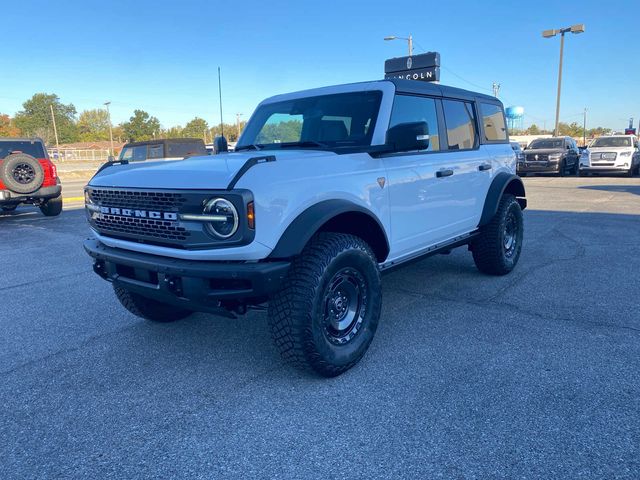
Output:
[49,148,112,162]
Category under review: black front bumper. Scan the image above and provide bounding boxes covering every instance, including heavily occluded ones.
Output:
[517,161,560,174]
[0,181,61,204]
[84,238,290,313]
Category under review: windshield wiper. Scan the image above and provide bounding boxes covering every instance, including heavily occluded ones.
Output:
[234,144,263,152]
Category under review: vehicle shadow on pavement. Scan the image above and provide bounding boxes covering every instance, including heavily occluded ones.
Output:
[579,185,640,196]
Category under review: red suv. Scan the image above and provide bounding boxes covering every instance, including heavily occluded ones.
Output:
[0,138,62,216]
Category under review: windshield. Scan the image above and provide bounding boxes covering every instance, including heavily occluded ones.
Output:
[528,139,564,149]
[0,140,46,159]
[237,91,382,151]
[590,137,632,148]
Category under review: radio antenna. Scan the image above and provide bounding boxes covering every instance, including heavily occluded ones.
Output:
[218,67,224,137]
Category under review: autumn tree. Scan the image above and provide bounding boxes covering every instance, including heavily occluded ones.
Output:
[14,93,78,144]
[0,114,21,137]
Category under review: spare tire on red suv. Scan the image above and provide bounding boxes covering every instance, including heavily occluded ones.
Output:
[0,153,45,194]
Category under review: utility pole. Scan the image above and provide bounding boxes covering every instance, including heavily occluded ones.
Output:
[583,108,587,146]
[104,101,114,157]
[49,104,60,155]
[236,113,243,139]
[492,82,501,98]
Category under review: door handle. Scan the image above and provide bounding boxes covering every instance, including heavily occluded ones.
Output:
[478,163,492,171]
[436,169,454,178]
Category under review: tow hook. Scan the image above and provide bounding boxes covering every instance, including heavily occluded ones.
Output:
[93,260,107,279]
[164,276,183,296]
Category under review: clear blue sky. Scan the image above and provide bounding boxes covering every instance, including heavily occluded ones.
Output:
[1,0,637,131]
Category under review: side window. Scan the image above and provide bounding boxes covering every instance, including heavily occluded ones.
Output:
[480,103,507,142]
[388,95,440,151]
[132,145,147,161]
[443,100,477,150]
[148,144,164,159]
[167,142,207,157]
[120,147,133,161]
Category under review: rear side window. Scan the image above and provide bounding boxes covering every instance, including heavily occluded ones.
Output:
[148,144,164,159]
[480,103,507,142]
[167,142,207,158]
[443,100,477,150]
[0,140,46,159]
[389,95,440,151]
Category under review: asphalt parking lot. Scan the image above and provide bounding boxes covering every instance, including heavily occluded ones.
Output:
[1,176,639,479]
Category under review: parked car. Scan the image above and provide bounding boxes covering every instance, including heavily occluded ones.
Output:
[0,138,62,216]
[510,141,525,163]
[519,136,580,176]
[83,78,526,377]
[118,138,207,163]
[579,135,640,177]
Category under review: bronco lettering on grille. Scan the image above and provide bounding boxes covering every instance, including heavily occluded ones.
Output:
[98,206,178,221]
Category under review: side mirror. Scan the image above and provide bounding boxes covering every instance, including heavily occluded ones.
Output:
[213,136,229,154]
[386,121,430,152]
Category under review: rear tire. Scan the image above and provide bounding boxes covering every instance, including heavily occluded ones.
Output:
[39,195,63,216]
[472,194,523,276]
[268,233,382,377]
[114,285,193,322]
[2,205,18,212]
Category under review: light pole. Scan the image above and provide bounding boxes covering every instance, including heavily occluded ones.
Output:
[236,113,243,140]
[384,35,413,56]
[104,101,114,158]
[583,107,587,146]
[542,24,585,137]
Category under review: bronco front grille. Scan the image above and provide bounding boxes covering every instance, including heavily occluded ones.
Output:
[88,188,188,211]
[93,214,190,241]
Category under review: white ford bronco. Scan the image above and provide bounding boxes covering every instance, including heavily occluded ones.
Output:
[84,78,526,376]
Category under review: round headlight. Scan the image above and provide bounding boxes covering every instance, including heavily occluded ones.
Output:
[204,198,238,239]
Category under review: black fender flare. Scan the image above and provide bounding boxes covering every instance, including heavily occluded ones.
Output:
[478,172,527,227]
[268,199,389,260]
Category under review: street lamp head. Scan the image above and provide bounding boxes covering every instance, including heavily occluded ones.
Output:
[384,36,396,41]
[542,29,557,38]
[570,24,585,34]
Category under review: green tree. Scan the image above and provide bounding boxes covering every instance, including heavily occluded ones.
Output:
[527,124,541,135]
[121,110,161,142]
[0,114,21,137]
[77,109,110,141]
[14,93,78,144]
[164,125,185,138]
[182,117,208,139]
[209,121,247,143]
[557,122,583,137]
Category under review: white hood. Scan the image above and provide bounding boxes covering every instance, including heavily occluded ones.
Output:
[88,150,329,189]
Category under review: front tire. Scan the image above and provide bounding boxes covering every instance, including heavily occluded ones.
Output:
[2,204,18,212]
[114,285,193,322]
[472,194,523,276]
[268,233,382,377]
[39,195,63,216]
